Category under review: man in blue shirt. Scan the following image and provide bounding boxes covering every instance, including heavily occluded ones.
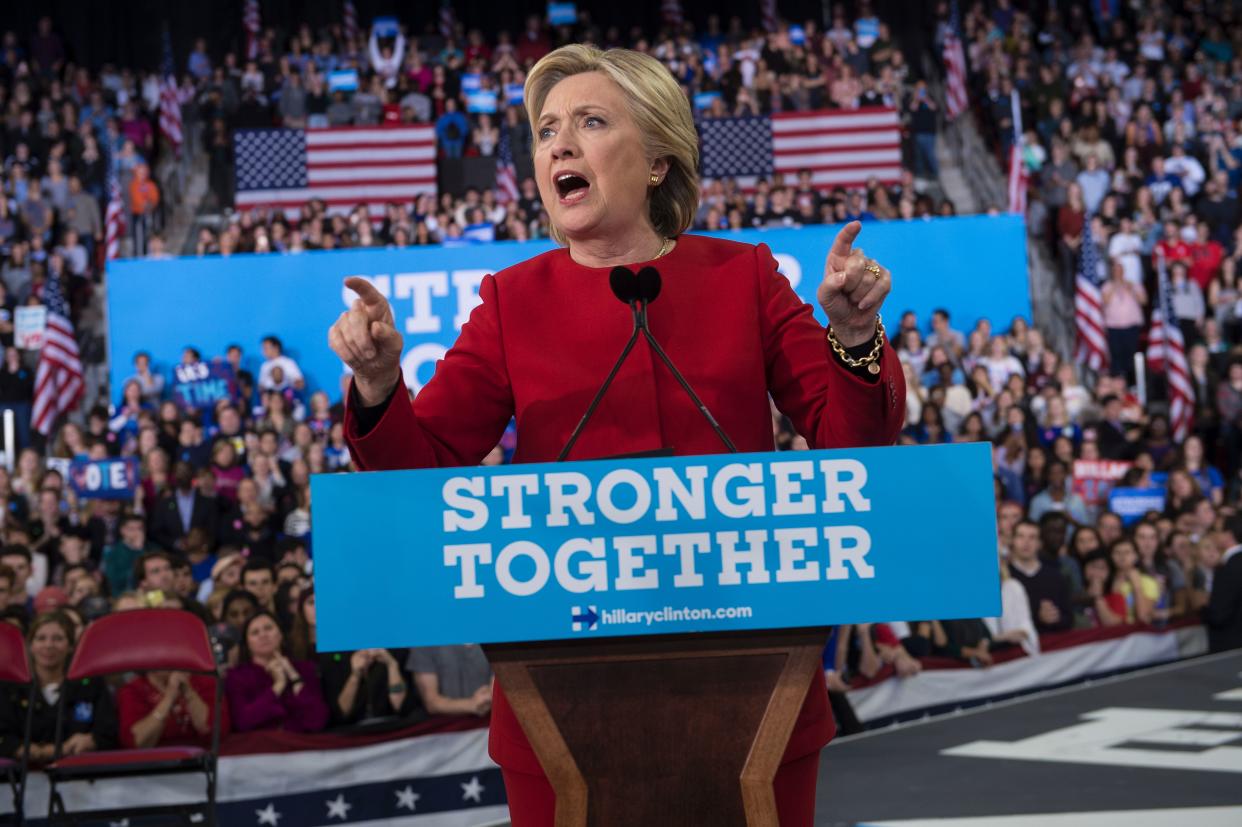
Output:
[435,98,470,160]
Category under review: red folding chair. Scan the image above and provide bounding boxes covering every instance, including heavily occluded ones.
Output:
[0,622,33,826]
[45,609,221,826]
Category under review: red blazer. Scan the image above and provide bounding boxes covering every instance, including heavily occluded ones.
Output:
[345,233,905,774]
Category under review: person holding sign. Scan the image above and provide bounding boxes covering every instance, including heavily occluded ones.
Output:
[328,44,904,826]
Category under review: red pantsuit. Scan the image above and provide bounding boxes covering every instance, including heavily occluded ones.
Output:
[345,233,905,825]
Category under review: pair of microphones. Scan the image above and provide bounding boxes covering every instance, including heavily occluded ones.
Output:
[556,265,738,461]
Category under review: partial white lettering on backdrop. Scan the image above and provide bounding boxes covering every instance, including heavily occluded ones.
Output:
[341,271,487,393]
[440,460,875,599]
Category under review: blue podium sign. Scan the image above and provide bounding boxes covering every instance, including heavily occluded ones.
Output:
[311,443,1000,650]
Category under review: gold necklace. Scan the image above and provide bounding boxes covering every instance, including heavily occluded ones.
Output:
[653,237,672,259]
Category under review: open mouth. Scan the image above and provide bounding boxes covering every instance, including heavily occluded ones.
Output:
[555,173,590,201]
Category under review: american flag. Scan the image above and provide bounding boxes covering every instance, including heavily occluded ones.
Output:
[233,126,437,218]
[495,127,519,205]
[244,0,261,60]
[1007,87,1026,215]
[32,273,84,436]
[439,0,455,41]
[159,29,183,153]
[942,1,969,120]
[1074,218,1109,374]
[662,0,684,27]
[1146,255,1193,441]
[104,175,126,261]
[699,107,902,192]
[760,0,779,32]
[343,0,359,44]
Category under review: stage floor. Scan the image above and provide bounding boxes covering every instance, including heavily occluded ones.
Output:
[815,651,1242,826]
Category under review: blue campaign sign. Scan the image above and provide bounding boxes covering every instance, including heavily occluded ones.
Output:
[311,443,1000,650]
[1109,487,1166,525]
[547,2,578,26]
[371,16,400,37]
[693,91,723,110]
[170,361,237,412]
[69,458,140,501]
[107,216,1029,405]
[466,90,498,114]
[327,69,359,93]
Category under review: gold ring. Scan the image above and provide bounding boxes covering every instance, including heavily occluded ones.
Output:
[865,262,882,278]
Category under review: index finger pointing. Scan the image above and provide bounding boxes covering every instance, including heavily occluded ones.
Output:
[829,220,862,263]
[344,276,387,307]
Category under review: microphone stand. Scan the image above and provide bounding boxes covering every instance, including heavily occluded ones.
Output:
[558,266,738,460]
[556,308,643,462]
[631,299,738,454]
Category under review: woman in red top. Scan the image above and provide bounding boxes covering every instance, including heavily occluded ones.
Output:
[330,44,905,826]
[117,670,229,749]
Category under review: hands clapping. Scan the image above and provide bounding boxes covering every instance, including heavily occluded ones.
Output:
[265,655,300,693]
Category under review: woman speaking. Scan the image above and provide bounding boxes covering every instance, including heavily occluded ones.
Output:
[329,44,905,826]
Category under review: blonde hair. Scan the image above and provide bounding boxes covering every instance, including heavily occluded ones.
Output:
[524,44,699,245]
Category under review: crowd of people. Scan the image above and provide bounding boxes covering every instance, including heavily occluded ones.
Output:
[0,15,177,290]
[816,0,1242,708]
[0,334,497,755]
[0,1,1239,772]
[960,1,1242,378]
[194,1,955,253]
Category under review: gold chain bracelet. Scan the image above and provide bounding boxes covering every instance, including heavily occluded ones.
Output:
[826,314,886,375]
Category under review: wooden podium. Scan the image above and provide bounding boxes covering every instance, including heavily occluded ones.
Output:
[484,626,829,827]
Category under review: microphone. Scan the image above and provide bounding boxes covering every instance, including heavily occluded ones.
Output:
[631,267,737,454]
[557,265,737,461]
[556,268,645,461]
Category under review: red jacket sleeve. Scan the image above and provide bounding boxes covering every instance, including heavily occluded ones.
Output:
[756,243,905,449]
[344,273,515,471]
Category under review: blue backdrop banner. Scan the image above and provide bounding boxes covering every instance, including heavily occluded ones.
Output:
[311,443,1000,650]
[107,216,1029,404]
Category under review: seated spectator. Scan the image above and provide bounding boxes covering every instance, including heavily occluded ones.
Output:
[117,666,230,749]
[210,438,245,504]
[407,644,492,717]
[133,550,176,598]
[321,646,415,728]
[258,335,305,392]
[1134,521,1183,620]
[0,611,117,764]
[1206,516,1242,652]
[241,560,278,613]
[198,550,243,603]
[150,462,219,555]
[0,564,14,616]
[225,611,328,732]
[1099,538,1162,626]
[984,555,1039,655]
[933,618,998,667]
[1007,520,1072,634]
[0,545,33,613]
[221,588,260,631]
[1081,551,1124,627]
[1027,461,1089,525]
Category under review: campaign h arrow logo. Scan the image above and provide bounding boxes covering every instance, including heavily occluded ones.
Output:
[571,606,599,632]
